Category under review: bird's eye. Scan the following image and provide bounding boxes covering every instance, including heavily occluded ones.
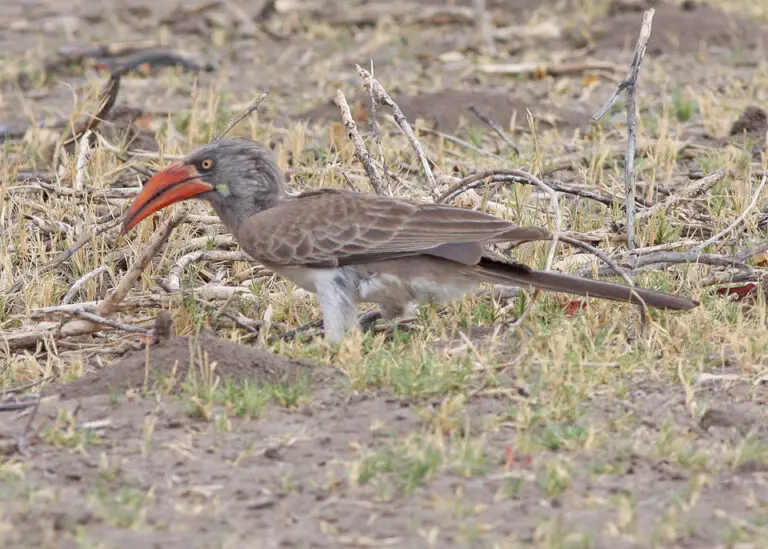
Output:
[200,158,214,170]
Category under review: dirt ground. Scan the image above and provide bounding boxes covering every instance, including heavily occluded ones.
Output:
[1,0,768,548]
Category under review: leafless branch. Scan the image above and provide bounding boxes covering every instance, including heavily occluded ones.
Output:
[332,89,386,195]
[357,65,437,194]
[62,266,110,305]
[438,169,635,207]
[592,8,655,250]
[477,59,624,78]
[70,309,151,334]
[97,212,186,316]
[166,250,253,292]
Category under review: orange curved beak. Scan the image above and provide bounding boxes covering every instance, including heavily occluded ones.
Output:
[121,162,213,234]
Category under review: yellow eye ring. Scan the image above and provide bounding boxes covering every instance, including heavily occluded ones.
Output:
[201,158,214,170]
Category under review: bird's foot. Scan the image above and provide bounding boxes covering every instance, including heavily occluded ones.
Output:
[358,310,383,332]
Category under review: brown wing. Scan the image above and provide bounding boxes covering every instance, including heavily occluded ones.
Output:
[234,190,550,267]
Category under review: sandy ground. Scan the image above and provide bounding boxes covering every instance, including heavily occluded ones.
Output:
[1,0,767,548]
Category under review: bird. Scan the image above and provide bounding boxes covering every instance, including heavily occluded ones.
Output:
[121,137,698,343]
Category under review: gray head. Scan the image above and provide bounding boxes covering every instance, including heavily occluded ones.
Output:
[122,137,284,233]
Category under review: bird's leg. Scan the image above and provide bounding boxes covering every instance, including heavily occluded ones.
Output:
[315,277,359,344]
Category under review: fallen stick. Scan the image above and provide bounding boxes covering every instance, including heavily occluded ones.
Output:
[62,266,109,305]
[591,8,655,249]
[97,212,186,316]
[166,250,254,292]
[70,309,150,334]
[5,183,140,199]
[626,168,725,227]
[333,89,386,195]
[477,59,624,78]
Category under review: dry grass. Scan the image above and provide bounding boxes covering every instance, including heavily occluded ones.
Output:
[1,0,768,547]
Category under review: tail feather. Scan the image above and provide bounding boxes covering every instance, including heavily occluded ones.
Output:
[469,257,698,310]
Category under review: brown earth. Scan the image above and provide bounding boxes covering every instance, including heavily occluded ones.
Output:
[2,0,768,547]
[46,329,321,401]
[591,0,768,55]
[299,89,590,134]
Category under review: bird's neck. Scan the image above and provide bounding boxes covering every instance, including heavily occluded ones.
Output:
[209,192,280,233]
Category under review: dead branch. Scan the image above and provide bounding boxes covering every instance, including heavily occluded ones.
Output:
[477,59,624,78]
[437,169,627,208]
[177,234,237,255]
[583,251,752,278]
[699,172,768,250]
[1,319,114,351]
[357,66,437,194]
[69,309,151,334]
[591,8,655,249]
[106,48,216,75]
[30,285,255,321]
[97,212,186,316]
[0,377,50,396]
[625,168,725,227]
[62,266,110,305]
[166,250,254,292]
[5,182,140,199]
[468,105,519,154]
[735,239,768,263]
[43,41,157,73]
[213,89,270,142]
[22,214,73,235]
[74,130,93,191]
[333,89,386,195]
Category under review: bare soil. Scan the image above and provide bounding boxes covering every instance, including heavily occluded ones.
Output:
[1,0,768,548]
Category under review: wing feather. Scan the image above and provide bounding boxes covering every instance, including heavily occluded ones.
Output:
[235,190,550,266]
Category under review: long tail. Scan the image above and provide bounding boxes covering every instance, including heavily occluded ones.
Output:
[468,257,698,310]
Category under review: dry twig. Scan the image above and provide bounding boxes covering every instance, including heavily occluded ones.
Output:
[357,66,437,194]
[166,250,253,292]
[626,168,725,227]
[333,89,386,195]
[62,266,110,305]
[97,212,187,316]
[70,309,151,335]
[592,8,655,250]
[477,59,624,78]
